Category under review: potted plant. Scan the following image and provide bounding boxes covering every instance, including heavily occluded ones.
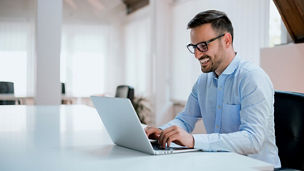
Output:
[132,96,152,125]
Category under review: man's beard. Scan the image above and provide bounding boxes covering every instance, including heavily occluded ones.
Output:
[199,55,214,73]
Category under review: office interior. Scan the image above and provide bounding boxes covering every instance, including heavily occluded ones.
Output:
[0,0,303,170]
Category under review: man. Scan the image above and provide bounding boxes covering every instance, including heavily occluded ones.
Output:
[145,10,281,168]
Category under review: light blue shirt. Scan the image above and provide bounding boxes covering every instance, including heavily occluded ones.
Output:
[161,55,281,168]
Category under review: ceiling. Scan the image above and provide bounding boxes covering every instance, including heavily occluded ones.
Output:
[62,0,149,24]
[122,0,149,14]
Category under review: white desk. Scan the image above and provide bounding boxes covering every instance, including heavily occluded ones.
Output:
[0,105,273,171]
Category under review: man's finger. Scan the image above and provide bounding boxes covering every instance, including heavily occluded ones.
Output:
[145,126,156,135]
[166,133,179,148]
[159,126,179,143]
[161,126,178,135]
[160,130,177,148]
[159,126,175,140]
[145,128,152,136]
[159,129,178,147]
[145,127,162,139]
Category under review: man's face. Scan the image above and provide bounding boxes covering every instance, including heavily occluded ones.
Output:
[190,24,225,74]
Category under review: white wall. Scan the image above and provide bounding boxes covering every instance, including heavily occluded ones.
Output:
[150,0,173,125]
[123,7,152,96]
[121,0,174,125]
[261,43,304,93]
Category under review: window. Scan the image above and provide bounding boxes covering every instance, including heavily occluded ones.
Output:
[61,25,108,96]
[0,21,34,96]
[0,0,35,96]
[124,10,151,96]
[269,1,283,47]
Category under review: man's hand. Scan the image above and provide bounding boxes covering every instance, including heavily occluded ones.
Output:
[145,126,162,140]
[159,126,194,148]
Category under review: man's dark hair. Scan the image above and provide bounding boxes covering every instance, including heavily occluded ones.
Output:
[187,10,234,42]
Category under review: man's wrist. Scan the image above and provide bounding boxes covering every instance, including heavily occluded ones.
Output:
[191,135,195,148]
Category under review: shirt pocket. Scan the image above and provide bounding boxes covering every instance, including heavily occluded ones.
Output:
[221,104,241,133]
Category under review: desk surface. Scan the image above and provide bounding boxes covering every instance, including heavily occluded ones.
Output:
[0,105,273,171]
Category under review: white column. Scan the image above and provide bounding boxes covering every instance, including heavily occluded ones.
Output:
[35,0,62,105]
[150,0,173,126]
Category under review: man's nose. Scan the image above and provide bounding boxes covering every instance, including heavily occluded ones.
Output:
[194,48,204,59]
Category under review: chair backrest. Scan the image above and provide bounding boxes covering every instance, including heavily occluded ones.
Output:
[115,85,134,102]
[274,91,304,170]
[0,81,15,105]
[61,83,66,95]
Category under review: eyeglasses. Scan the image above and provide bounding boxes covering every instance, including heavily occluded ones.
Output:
[187,33,225,54]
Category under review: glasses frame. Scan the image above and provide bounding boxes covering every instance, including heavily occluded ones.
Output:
[187,33,225,54]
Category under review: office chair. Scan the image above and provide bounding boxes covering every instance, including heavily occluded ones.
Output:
[115,85,134,102]
[61,83,66,95]
[61,83,68,104]
[274,91,304,170]
[0,81,16,105]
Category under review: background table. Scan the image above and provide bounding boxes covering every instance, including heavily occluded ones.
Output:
[0,105,273,171]
[0,94,93,105]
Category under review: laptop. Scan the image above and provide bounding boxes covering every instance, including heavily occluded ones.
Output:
[91,96,200,155]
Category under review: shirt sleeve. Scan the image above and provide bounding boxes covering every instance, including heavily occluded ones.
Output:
[193,69,273,154]
[159,79,202,132]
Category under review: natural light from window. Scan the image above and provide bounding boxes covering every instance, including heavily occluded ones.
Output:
[0,21,31,96]
[269,1,282,47]
[60,25,107,97]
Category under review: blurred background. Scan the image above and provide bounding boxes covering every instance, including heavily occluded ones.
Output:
[0,0,301,126]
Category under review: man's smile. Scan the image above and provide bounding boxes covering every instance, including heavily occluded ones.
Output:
[199,57,210,67]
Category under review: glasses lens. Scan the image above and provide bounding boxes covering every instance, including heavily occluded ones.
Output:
[197,42,208,52]
[187,45,195,54]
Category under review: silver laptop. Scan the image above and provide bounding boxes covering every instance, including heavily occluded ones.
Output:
[91,96,200,155]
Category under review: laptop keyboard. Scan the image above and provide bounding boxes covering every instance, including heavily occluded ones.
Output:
[151,141,174,150]
[151,141,191,151]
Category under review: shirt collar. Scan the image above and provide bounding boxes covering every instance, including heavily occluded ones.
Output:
[211,53,240,80]
[221,53,240,76]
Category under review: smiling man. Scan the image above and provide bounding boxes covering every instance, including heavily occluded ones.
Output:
[145,10,281,168]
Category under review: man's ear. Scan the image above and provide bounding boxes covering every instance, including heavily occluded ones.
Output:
[224,33,232,48]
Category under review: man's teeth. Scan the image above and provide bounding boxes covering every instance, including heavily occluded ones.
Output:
[200,58,209,64]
